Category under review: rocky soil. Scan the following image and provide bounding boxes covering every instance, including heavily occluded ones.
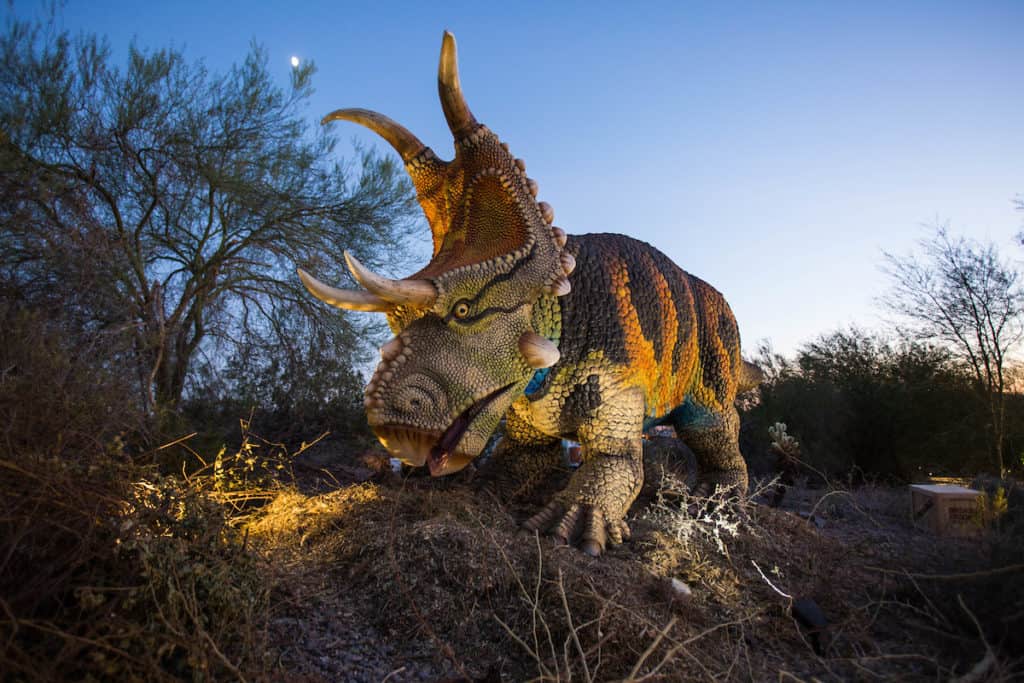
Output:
[245,444,1022,682]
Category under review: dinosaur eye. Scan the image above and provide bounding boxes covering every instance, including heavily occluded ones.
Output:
[452,301,471,319]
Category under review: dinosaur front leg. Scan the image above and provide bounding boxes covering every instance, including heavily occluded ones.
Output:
[524,386,644,556]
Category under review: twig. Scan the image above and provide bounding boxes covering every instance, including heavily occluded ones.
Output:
[629,616,755,682]
[493,614,545,668]
[625,617,677,680]
[199,627,247,682]
[534,533,560,680]
[866,563,1024,581]
[487,526,556,680]
[558,568,592,683]
[951,595,997,683]
[381,666,407,682]
[0,596,18,649]
[903,570,953,630]
[808,489,882,529]
[751,560,792,600]
[7,619,152,674]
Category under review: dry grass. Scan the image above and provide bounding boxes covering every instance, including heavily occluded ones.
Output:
[0,435,280,681]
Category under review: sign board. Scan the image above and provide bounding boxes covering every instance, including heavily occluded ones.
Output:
[909,484,984,537]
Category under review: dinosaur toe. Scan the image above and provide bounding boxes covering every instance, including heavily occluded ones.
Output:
[523,501,628,556]
[523,500,564,534]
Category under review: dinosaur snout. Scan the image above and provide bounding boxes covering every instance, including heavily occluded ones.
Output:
[365,367,450,431]
[391,374,450,422]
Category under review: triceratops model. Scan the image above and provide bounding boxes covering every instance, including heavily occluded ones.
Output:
[298,32,762,556]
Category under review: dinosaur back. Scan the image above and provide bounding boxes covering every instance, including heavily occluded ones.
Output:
[559,233,744,418]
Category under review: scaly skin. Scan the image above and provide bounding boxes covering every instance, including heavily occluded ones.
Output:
[504,234,753,554]
[297,32,761,557]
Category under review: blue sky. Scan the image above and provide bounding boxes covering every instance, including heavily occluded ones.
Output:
[12,0,1024,355]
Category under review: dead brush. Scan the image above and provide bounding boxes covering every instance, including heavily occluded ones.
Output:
[642,471,779,556]
[0,423,309,682]
[487,532,722,683]
[465,474,795,682]
[180,415,327,513]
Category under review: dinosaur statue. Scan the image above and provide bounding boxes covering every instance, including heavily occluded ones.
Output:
[298,32,762,556]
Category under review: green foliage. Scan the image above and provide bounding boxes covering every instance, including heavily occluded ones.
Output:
[182,308,374,451]
[973,485,1009,529]
[742,329,995,481]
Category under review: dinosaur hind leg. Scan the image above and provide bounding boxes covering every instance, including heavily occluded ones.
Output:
[672,402,748,497]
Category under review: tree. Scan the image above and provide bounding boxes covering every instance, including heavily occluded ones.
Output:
[183,308,373,447]
[742,329,990,480]
[0,19,420,420]
[881,225,1024,477]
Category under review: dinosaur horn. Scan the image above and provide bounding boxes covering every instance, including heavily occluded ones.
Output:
[322,108,433,163]
[297,268,391,312]
[438,31,478,139]
[518,331,560,369]
[343,251,437,306]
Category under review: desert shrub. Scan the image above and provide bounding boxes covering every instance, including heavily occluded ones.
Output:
[181,317,374,459]
[0,447,273,681]
[643,470,747,554]
[743,330,996,481]
[0,303,146,457]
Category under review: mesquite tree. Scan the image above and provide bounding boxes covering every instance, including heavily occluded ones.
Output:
[882,225,1024,478]
[0,21,419,418]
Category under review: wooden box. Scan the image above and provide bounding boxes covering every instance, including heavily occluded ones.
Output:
[909,484,984,537]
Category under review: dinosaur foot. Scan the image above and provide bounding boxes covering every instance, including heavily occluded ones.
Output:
[523,501,631,557]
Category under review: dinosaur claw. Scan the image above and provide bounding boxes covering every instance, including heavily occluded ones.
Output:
[526,500,625,556]
[555,504,582,540]
[524,500,565,533]
[581,507,607,553]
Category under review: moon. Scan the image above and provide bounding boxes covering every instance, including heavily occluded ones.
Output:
[290,56,300,68]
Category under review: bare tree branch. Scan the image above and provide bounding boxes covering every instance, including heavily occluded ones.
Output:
[880,224,1023,477]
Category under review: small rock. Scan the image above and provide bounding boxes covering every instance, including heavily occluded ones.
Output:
[670,577,692,597]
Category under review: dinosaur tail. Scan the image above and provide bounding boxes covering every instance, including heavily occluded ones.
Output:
[737,360,765,394]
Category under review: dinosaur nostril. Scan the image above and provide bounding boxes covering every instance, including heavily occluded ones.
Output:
[398,383,436,415]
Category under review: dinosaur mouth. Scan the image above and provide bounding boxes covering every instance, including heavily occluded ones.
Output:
[374,383,515,476]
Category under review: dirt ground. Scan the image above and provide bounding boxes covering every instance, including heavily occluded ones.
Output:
[246,443,1023,682]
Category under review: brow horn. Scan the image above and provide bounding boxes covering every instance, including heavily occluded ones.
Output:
[297,268,391,312]
[322,108,432,163]
[343,251,437,306]
[438,31,478,139]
